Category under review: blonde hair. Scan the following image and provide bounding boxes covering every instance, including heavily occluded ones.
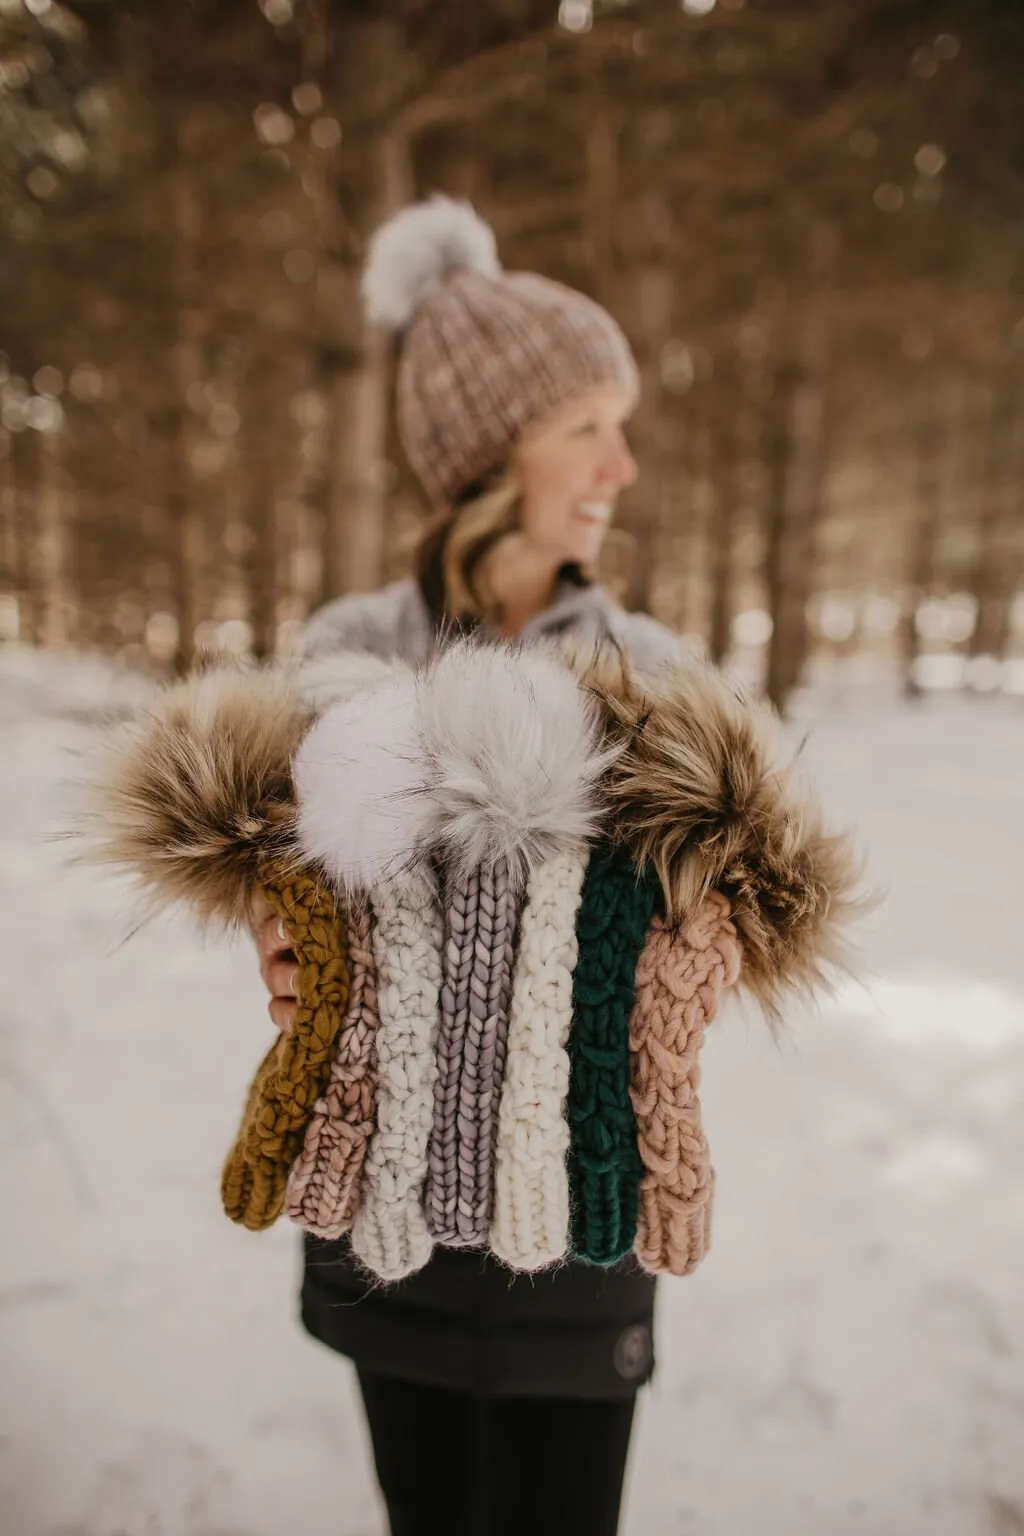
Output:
[415,465,609,629]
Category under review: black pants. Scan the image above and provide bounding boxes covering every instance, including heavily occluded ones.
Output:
[356,1369,637,1536]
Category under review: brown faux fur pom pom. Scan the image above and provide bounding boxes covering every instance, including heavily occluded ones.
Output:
[564,641,869,1019]
[80,666,313,928]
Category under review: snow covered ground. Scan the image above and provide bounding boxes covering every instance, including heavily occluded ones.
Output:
[1,645,1022,1536]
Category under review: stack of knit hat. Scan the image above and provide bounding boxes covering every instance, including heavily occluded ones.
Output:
[83,639,862,1281]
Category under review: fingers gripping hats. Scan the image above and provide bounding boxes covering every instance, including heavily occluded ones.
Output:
[363,195,640,507]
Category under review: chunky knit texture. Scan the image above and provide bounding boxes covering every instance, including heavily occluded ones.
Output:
[567,843,659,1266]
[490,847,590,1270]
[350,871,444,1280]
[427,858,519,1246]
[630,894,742,1276]
[285,905,380,1238]
[221,869,349,1231]
[80,640,864,1288]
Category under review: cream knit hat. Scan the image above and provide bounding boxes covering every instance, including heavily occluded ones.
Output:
[362,197,640,508]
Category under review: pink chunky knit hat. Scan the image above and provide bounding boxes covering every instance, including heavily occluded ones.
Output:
[362,196,640,508]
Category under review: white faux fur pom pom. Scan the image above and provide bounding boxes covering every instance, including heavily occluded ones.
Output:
[362,196,501,330]
[417,642,607,891]
[294,678,432,893]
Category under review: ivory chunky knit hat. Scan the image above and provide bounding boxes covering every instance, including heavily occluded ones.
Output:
[363,196,640,507]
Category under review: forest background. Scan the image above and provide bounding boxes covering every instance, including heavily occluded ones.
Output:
[1,0,1023,709]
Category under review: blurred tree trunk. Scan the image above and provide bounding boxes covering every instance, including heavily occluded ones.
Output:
[897,381,949,698]
[0,424,17,637]
[763,216,837,709]
[624,314,672,614]
[585,101,677,615]
[167,125,205,675]
[763,349,799,706]
[240,353,283,662]
[708,351,742,666]
[73,487,112,652]
[4,426,40,645]
[290,0,341,613]
[584,94,617,291]
[763,298,831,710]
[679,411,712,642]
[320,20,414,601]
[619,225,674,611]
[583,98,633,605]
[967,363,1020,667]
[36,428,73,648]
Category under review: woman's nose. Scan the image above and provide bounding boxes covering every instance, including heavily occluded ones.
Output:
[597,435,638,489]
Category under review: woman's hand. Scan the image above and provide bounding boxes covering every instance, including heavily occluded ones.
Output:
[251,897,298,1034]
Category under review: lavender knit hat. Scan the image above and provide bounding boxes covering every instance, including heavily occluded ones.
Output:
[362,196,640,508]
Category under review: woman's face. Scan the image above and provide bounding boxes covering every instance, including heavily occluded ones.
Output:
[514,385,638,568]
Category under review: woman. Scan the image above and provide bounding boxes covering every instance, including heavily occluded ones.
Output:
[257,198,686,1536]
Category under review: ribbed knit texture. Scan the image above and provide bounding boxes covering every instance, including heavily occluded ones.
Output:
[350,870,443,1281]
[630,894,742,1275]
[490,848,590,1269]
[285,905,379,1238]
[567,844,658,1266]
[426,858,519,1246]
[221,870,349,1231]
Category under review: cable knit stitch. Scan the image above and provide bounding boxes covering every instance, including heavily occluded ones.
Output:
[490,847,589,1270]
[221,869,349,1231]
[350,870,443,1280]
[567,842,658,1266]
[285,905,379,1238]
[630,894,742,1275]
[427,858,519,1246]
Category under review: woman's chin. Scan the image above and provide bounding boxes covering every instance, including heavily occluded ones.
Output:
[562,531,607,567]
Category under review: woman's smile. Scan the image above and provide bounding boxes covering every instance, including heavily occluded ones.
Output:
[572,501,614,526]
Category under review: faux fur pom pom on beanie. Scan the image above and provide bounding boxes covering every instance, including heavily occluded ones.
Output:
[78,665,311,929]
[77,663,352,1231]
[566,642,867,1021]
[422,645,607,1252]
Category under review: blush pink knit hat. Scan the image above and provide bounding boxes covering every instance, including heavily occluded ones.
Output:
[362,196,640,508]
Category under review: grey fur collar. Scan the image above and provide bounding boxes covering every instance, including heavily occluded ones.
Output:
[300,577,685,674]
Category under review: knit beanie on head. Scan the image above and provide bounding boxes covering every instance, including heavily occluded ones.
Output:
[363,196,640,507]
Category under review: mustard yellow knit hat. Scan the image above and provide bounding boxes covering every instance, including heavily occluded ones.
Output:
[363,196,640,508]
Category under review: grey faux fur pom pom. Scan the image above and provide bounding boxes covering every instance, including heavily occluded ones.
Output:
[362,195,501,330]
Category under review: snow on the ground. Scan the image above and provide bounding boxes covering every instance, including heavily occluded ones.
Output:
[1,645,1022,1536]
